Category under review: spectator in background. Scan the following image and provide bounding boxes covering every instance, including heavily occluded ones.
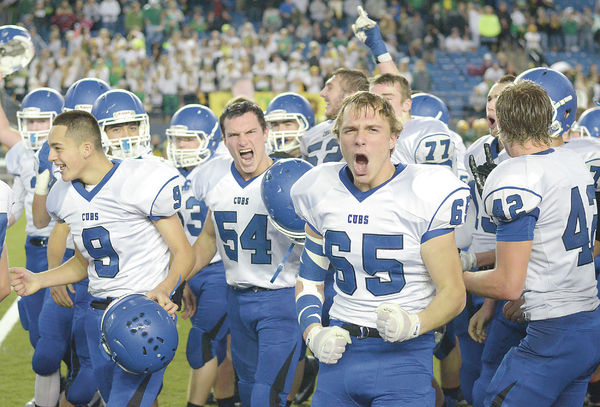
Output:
[125,1,144,33]
[536,8,550,51]
[580,7,594,51]
[524,23,542,58]
[469,79,490,116]
[483,62,505,83]
[83,0,101,30]
[398,57,413,85]
[279,0,296,26]
[548,12,563,51]
[143,0,162,50]
[479,5,501,51]
[510,1,527,40]
[344,0,361,26]
[262,7,281,33]
[52,0,77,33]
[32,1,51,42]
[412,59,432,92]
[468,2,481,46]
[365,0,386,20]
[563,8,579,52]
[99,0,120,32]
[309,0,327,23]
[446,27,468,53]
[158,66,178,119]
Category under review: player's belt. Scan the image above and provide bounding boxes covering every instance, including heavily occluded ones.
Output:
[231,285,271,293]
[342,323,381,339]
[28,236,48,247]
[90,297,116,310]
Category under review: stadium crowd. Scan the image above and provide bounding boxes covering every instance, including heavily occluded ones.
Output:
[1,0,600,121]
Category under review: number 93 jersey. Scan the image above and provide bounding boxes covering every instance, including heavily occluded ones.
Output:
[482,148,600,321]
[291,162,470,328]
[193,155,301,289]
[392,117,458,175]
[46,158,182,298]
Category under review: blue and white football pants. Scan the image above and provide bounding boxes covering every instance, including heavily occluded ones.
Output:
[311,320,435,407]
[485,307,600,406]
[227,286,302,407]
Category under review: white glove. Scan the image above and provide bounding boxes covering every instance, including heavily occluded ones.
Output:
[34,169,51,195]
[351,6,376,43]
[460,251,477,271]
[375,303,421,342]
[306,325,352,364]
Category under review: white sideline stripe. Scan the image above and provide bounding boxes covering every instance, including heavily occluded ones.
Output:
[0,298,20,347]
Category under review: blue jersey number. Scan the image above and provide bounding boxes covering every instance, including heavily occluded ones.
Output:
[424,138,450,161]
[562,185,597,266]
[306,139,343,166]
[172,185,182,209]
[82,226,120,278]
[185,196,207,237]
[325,231,405,297]
[213,211,272,264]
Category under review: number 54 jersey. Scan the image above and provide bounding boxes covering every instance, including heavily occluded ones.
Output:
[193,155,301,289]
[291,162,470,328]
[482,148,600,321]
[46,158,182,298]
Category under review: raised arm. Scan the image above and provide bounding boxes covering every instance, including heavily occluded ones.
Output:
[189,210,217,279]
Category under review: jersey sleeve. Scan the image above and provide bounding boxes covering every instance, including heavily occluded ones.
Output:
[482,160,542,224]
[45,180,69,222]
[424,171,471,241]
[0,181,12,252]
[413,129,457,171]
[4,141,24,176]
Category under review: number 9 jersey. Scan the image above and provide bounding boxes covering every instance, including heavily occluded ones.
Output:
[46,158,182,298]
[291,162,470,328]
[482,148,600,321]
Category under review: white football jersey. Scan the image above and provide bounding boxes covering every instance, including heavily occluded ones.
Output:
[193,155,301,289]
[483,148,599,321]
[0,180,13,215]
[6,140,54,236]
[46,158,181,298]
[392,117,458,175]
[450,129,469,183]
[174,164,222,263]
[291,162,470,328]
[299,120,343,166]
[561,137,600,192]
[463,135,510,254]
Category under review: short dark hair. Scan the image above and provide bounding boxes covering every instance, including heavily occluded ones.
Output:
[370,73,411,102]
[219,100,266,135]
[331,68,369,95]
[497,74,516,84]
[52,110,102,150]
[496,80,552,147]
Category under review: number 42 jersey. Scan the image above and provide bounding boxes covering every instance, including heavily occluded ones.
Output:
[482,148,600,321]
[291,162,470,328]
[46,158,182,298]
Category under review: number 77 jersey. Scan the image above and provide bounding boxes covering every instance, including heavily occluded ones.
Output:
[482,148,600,321]
[291,162,470,328]
[46,158,182,298]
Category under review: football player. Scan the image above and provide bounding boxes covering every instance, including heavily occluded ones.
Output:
[300,68,368,166]
[571,106,600,140]
[0,179,13,302]
[10,109,194,406]
[165,104,235,407]
[460,75,516,407]
[189,100,303,407]
[290,91,468,406]
[265,92,315,159]
[463,79,600,406]
[4,87,78,407]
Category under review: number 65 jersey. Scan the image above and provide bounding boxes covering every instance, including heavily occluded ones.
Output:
[291,162,470,328]
[482,148,600,321]
[46,159,182,298]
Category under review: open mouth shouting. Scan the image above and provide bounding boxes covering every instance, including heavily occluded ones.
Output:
[353,153,369,177]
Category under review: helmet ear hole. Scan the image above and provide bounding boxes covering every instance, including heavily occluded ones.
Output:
[261,158,314,243]
[100,294,178,375]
